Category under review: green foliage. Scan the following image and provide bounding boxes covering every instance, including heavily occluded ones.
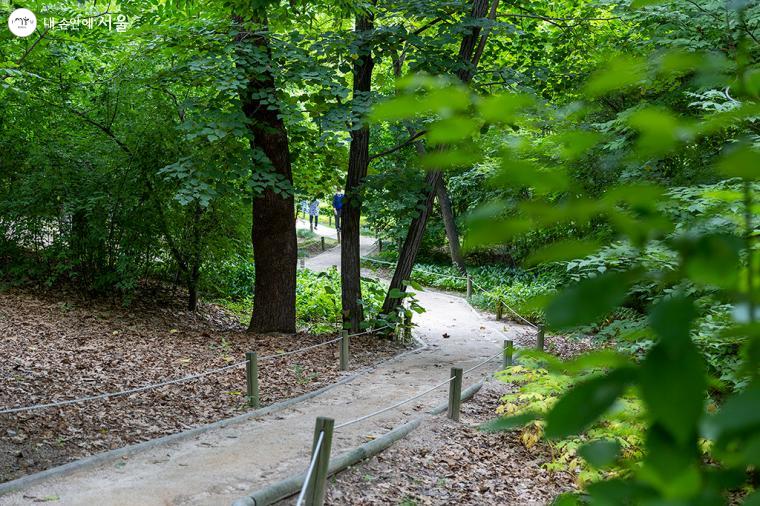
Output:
[214,264,386,333]
[488,362,646,488]
[372,0,760,497]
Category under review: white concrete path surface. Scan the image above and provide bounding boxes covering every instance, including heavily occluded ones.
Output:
[0,225,535,506]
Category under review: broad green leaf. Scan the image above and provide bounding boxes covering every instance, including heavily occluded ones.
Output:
[544,367,635,438]
[525,239,602,266]
[426,117,479,145]
[545,272,632,329]
[578,439,621,468]
[628,107,693,156]
[388,288,406,299]
[703,384,760,442]
[678,233,742,288]
[639,341,705,445]
[716,144,760,181]
[585,57,646,97]
[478,93,535,123]
[370,87,470,122]
[649,296,696,350]
[479,412,539,432]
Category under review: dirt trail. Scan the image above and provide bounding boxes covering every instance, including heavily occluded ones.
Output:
[0,225,534,506]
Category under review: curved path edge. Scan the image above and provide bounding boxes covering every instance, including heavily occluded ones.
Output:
[233,381,485,506]
[0,337,427,497]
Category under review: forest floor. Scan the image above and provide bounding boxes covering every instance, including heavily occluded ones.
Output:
[0,224,586,505]
[324,380,578,505]
[0,286,406,484]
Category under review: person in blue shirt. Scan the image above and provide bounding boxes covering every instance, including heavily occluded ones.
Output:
[332,191,344,232]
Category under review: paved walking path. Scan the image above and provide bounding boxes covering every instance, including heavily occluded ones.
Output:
[0,225,534,506]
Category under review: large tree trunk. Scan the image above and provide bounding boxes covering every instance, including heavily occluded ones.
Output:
[435,178,467,274]
[341,10,375,333]
[235,15,297,334]
[381,0,494,314]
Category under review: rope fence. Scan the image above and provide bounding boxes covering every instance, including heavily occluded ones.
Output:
[0,325,395,416]
[285,339,519,505]
[361,255,539,330]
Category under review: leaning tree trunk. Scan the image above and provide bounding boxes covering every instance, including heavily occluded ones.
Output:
[435,179,467,274]
[403,119,467,275]
[381,0,494,314]
[235,15,297,333]
[341,10,375,333]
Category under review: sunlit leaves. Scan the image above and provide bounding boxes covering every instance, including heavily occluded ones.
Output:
[478,93,535,124]
[585,56,646,97]
[426,117,479,145]
[493,154,569,195]
[370,83,470,122]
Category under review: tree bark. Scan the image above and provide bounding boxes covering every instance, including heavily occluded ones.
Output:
[435,178,467,274]
[381,0,493,314]
[235,14,297,334]
[341,9,375,333]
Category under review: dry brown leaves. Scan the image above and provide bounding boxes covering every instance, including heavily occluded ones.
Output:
[0,287,407,483]
[325,382,578,505]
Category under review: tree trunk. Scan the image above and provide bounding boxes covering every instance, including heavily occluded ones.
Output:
[341,10,375,333]
[435,178,467,274]
[402,117,467,275]
[186,202,203,311]
[235,14,297,334]
[381,0,492,314]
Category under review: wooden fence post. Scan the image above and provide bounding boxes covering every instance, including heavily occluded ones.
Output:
[466,276,472,299]
[304,416,334,506]
[447,367,463,422]
[328,214,332,227]
[340,330,349,371]
[378,238,383,252]
[246,351,259,408]
[320,236,325,251]
[496,300,503,320]
[503,340,513,367]
[536,325,545,351]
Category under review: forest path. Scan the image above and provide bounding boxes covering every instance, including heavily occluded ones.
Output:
[0,226,534,506]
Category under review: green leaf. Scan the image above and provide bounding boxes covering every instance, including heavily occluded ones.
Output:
[639,341,705,445]
[478,93,535,123]
[648,296,696,350]
[545,272,632,329]
[388,288,406,300]
[578,439,621,468]
[704,384,760,443]
[585,57,646,97]
[479,412,540,432]
[525,239,602,266]
[679,233,742,288]
[716,144,760,181]
[426,117,479,145]
[544,367,635,438]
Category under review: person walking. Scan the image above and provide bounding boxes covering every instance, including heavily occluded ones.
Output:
[332,190,344,232]
[299,199,309,219]
[309,197,320,230]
